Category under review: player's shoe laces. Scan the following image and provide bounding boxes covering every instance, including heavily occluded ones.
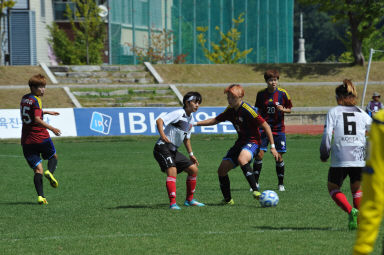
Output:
[278,185,286,192]
[221,199,235,205]
[252,191,261,200]
[249,182,260,192]
[44,170,58,188]
[349,208,359,230]
[170,203,181,210]
[37,196,48,205]
[184,199,205,207]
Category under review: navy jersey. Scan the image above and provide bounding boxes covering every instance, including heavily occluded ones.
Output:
[255,88,292,134]
[216,102,265,145]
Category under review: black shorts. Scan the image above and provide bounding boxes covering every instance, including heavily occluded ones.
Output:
[328,167,362,186]
[153,143,193,174]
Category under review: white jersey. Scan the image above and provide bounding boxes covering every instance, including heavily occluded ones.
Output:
[156,109,194,149]
[320,105,372,167]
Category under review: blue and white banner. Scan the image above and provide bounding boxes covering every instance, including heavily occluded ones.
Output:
[74,107,235,136]
[0,107,235,138]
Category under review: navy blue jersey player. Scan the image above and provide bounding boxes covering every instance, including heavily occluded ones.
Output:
[195,84,278,205]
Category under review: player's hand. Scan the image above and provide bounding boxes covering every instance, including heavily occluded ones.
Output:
[51,128,61,136]
[190,155,199,166]
[161,136,171,144]
[45,111,60,116]
[276,105,285,112]
[270,148,279,161]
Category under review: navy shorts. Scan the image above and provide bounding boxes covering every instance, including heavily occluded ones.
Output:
[22,138,56,169]
[153,143,193,174]
[328,167,362,186]
[260,132,287,153]
[223,142,259,168]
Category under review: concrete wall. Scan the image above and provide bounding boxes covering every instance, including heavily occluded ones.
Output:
[285,114,326,125]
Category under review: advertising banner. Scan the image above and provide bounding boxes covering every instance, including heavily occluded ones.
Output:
[0,108,77,139]
[74,107,236,136]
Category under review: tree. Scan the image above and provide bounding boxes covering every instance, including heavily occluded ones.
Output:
[196,13,252,64]
[299,0,384,65]
[0,0,15,65]
[48,0,106,65]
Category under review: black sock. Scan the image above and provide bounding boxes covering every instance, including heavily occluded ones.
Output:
[253,160,263,183]
[241,163,258,191]
[48,157,58,174]
[34,173,44,197]
[276,161,285,185]
[219,175,231,202]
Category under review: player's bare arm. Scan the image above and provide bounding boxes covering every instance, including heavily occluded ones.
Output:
[44,110,60,116]
[195,118,219,126]
[276,104,291,113]
[156,118,171,143]
[34,116,61,136]
[260,121,278,160]
[184,138,198,166]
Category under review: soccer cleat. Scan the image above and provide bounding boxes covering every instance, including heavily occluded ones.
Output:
[278,185,286,192]
[249,182,260,192]
[252,191,261,200]
[37,196,48,205]
[44,170,58,188]
[170,203,181,210]
[349,208,359,230]
[184,199,205,207]
[221,199,235,205]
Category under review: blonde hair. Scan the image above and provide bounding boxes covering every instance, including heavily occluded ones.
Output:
[335,79,357,106]
[224,84,244,98]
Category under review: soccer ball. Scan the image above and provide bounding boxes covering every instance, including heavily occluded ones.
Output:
[259,190,279,207]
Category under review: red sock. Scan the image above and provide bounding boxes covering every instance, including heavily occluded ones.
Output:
[352,190,362,209]
[330,189,352,213]
[166,176,177,205]
[186,175,197,201]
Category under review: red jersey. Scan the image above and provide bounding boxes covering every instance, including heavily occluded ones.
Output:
[255,88,292,135]
[20,93,50,144]
[216,102,265,145]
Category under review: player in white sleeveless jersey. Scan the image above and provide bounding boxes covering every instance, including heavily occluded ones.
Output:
[153,91,205,210]
[320,79,372,230]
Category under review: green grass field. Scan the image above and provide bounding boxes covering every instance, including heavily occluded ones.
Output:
[1,135,383,255]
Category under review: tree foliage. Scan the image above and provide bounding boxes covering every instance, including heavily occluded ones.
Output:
[196,13,252,64]
[299,0,384,65]
[0,0,15,65]
[48,0,106,65]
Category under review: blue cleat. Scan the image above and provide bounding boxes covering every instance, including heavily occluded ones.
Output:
[184,199,205,207]
[170,203,181,210]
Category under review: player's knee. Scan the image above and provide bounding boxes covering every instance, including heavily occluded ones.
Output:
[189,164,198,175]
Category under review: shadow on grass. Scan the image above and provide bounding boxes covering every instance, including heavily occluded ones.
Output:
[108,204,168,210]
[253,226,341,231]
[0,202,37,205]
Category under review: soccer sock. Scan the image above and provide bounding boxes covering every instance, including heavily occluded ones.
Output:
[330,189,352,213]
[252,160,263,183]
[241,163,258,191]
[219,175,231,202]
[352,190,362,209]
[34,173,44,197]
[48,157,58,174]
[186,175,197,201]
[276,161,285,185]
[166,176,177,205]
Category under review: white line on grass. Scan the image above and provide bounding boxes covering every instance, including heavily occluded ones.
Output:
[0,154,23,158]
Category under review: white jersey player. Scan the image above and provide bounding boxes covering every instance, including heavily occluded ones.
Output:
[320,79,372,230]
[153,92,205,210]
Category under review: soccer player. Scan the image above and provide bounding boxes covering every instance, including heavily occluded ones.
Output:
[20,74,61,205]
[253,70,292,192]
[320,79,371,230]
[153,91,205,210]
[365,92,383,117]
[194,84,278,205]
[352,109,384,255]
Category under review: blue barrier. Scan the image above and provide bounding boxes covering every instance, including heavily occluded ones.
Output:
[74,107,236,136]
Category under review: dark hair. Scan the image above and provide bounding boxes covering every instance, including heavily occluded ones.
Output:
[183,91,202,108]
[264,70,280,82]
[335,79,357,106]
[28,74,46,88]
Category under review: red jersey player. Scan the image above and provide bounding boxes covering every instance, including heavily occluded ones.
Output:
[20,74,61,204]
[195,84,278,205]
[253,70,292,192]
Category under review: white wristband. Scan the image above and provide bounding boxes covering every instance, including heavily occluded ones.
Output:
[189,152,194,156]
[270,144,276,149]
